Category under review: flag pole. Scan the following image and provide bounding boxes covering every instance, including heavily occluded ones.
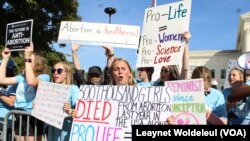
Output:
[151,0,157,7]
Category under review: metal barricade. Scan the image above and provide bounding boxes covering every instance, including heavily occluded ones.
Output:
[1,110,72,141]
[0,120,4,140]
[2,110,38,141]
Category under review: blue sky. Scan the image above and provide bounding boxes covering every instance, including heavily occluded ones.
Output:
[55,0,250,71]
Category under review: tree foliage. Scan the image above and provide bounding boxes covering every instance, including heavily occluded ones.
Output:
[0,0,81,72]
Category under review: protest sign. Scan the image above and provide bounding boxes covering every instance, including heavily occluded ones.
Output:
[32,81,70,129]
[136,0,192,67]
[57,21,140,49]
[165,79,206,125]
[69,85,172,140]
[5,19,33,51]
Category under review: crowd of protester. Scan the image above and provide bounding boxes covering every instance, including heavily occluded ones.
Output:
[0,31,249,141]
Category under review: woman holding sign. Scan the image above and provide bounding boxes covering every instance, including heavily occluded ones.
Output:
[0,44,50,141]
[47,61,79,141]
[153,31,191,86]
[109,57,136,85]
[167,66,228,125]
[191,66,227,125]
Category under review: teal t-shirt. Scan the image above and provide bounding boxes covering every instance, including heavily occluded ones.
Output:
[0,84,17,118]
[206,88,227,119]
[222,87,250,125]
[14,74,50,111]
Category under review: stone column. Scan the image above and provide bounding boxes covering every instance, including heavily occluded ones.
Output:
[244,26,250,52]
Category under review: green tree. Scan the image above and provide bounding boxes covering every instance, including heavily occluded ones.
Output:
[0,0,81,72]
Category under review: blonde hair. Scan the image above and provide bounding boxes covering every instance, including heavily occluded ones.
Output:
[33,53,48,76]
[110,58,135,86]
[52,61,73,85]
[228,67,244,86]
[191,66,211,88]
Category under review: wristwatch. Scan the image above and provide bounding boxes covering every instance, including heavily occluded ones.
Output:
[25,58,32,63]
[106,53,115,57]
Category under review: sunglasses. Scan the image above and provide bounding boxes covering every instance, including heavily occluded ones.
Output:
[51,68,64,74]
[88,73,101,78]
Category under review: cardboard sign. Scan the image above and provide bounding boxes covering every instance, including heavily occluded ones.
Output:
[32,81,70,129]
[69,85,172,140]
[57,21,140,49]
[5,19,33,51]
[136,0,192,67]
[165,79,206,125]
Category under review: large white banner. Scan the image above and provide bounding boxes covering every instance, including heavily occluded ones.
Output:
[69,83,206,140]
[69,85,172,140]
[136,0,192,67]
[57,21,140,49]
[32,81,70,129]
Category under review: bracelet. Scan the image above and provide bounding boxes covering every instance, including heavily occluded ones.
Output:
[25,58,32,63]
[107,53,114,57]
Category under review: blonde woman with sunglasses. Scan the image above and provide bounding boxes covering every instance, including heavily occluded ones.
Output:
[47,61,79,141]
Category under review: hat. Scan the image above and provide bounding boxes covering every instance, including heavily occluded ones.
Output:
[88,66,102,75]
[0,59,16,70]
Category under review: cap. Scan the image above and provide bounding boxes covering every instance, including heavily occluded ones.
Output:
[88,66,102,75]
[0,59,16,70]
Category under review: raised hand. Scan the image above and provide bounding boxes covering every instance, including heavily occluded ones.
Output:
[2,48,11,59]
[183,31,191,43]
[71,43,80,52]
[24,42,34,58]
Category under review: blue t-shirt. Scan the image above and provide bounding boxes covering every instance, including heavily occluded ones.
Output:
[205,88,227,119]
[222,87,250,125]
[136,79,153,87]
[0,84,17,118]
[245,80,250,86]
[14,74,50,111]
[152,80,165,86]
[47,84,79,141]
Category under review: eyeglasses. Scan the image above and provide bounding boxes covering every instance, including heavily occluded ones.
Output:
[51,68,64,74]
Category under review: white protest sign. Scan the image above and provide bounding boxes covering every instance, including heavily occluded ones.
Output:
[165,79,206,125]
[32,81,70,129]
[136,0,192,67]
[69,85,172,140]
[57,21,140,49]
[5,19,33,51]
